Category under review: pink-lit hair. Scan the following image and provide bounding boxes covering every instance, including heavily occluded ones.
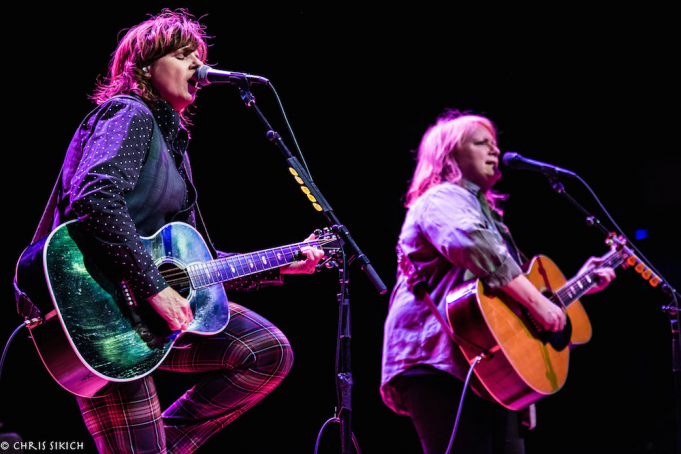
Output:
[91,9,208,125]
[405,110,503,209]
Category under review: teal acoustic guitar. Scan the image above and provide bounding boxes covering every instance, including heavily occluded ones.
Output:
[14,221,339,398]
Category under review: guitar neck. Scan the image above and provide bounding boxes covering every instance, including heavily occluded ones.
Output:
[186,241,319,289]
[554,247,627,307]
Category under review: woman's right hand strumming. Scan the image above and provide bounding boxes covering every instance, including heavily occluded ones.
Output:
[148,286,194,331]
[501,274,567,332]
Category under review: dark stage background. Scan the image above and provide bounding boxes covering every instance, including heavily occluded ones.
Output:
[2,4,679,454]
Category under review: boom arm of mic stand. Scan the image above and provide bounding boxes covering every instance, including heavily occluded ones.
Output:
[546,175,611,236]
[546,172,681,452]
[236,83,387,295]
[288,156,387,294]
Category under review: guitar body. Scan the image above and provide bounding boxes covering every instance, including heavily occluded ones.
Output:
[15,221,230,398]
[446,255,592,410]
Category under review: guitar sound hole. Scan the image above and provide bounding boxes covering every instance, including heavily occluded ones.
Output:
[132,262,191,342]
[158,262,191,298]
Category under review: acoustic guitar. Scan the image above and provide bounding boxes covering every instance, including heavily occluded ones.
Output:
[14,220,340,398]
[445,234,644,410]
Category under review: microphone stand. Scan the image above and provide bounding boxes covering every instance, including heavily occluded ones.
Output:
[233,79,387,454]
[546,173,681,453]
[545,174,610,236]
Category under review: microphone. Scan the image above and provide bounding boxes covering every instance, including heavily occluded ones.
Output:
[501,152,577,178]
[193,65,270,86]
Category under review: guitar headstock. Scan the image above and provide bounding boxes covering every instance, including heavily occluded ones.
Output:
[606,232,661,287]
[311,227,344,270]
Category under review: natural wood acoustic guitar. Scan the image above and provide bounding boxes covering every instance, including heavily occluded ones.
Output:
[445,235,645,410]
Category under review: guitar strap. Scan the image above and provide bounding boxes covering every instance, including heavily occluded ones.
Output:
[15,96,118,319]
[396,243,490,359]
[14,95,150,318]
[396,243,539,427]
[31,169,64,244]
[14,168,64,320]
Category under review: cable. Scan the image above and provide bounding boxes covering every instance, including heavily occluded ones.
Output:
[445,354,485,454]
[335,247,348,408]
[313,245,363,454]
[0,323,28,383]
[267,82,315,182]
[313,414,362,454]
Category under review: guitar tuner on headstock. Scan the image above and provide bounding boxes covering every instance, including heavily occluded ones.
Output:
[615,241,661,288]
[316,260,339,272]
[312,227,341,241]
[309,228,344,272]
[315,250,342,271]
[605,232,627,248]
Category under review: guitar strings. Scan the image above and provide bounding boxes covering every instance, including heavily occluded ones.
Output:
[554,250,622,304]
[157,238,336,280]
[157,238,337,287]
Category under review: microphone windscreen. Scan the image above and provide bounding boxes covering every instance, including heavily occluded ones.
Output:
[501,152,520,167]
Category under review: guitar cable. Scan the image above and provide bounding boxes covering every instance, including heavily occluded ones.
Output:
[0,322,28,385]
[445,354,485,454]
[313,413,362,454]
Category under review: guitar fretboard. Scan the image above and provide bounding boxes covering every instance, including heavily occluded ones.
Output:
[553,247,628,307]
[186,241,320,289]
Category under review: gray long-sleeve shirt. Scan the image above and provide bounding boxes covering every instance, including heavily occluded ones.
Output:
[380,181,523,415]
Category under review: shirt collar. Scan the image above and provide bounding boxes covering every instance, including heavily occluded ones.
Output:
[145,98,183,143]
[460,179,483,197]
[460,179,497,215]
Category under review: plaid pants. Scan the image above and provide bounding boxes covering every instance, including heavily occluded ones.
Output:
[76,302,294,454]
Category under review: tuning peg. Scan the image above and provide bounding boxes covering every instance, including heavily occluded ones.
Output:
[314,229,322,237]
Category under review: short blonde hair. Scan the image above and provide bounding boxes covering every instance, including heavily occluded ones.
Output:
[405,110,498,208]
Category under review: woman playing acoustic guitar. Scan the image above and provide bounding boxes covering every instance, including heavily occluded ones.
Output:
[380,110,615,454]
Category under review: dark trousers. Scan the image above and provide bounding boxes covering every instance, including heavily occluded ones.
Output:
[392,371,525,454]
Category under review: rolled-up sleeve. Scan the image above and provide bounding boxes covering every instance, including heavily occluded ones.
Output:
[417,185,522,289]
